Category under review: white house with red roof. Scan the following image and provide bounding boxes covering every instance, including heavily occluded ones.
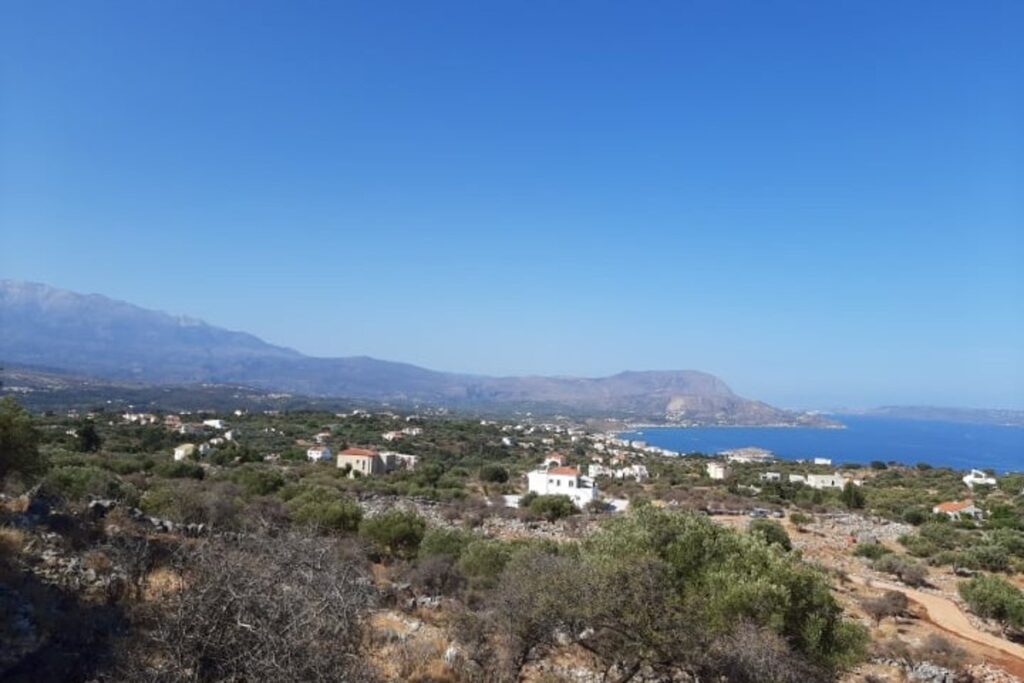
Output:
[932,499,983,520]
[337,447,418,477]
[527,456,598,506]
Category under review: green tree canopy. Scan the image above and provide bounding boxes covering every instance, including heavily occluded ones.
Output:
[0,397,46,482]
[75,420,103,453]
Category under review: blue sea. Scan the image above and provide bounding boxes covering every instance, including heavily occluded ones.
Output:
[619,415,1024,473]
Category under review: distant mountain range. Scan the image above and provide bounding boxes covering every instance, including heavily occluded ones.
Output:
[860,406,1024,427]
[0,280,829,424]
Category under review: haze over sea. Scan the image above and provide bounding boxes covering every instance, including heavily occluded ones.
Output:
[621,416,1024,473]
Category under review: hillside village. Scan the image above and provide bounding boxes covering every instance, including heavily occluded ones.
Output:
[2,398,1024,682]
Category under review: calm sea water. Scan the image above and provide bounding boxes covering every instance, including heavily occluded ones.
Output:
[620,415,1024,473]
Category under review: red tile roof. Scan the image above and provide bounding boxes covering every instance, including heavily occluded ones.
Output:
[934,500,975,513]
[547,466,579,477]
[339,447,377,457]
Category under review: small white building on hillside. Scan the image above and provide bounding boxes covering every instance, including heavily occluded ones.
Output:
[805,473,848,489]
[307,446,333,462]
[527,461,598,507]
[933,499,983,520]
[588,463,649,482]
[706,462,731,480]
[963,469,997,489]
[173,443,196,461]
[721,447,775,464]
[336,448,418,477]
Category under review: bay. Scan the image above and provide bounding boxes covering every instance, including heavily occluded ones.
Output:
[620,415,1024,473]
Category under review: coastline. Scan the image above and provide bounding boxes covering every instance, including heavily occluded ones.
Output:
[615,415,1024,473]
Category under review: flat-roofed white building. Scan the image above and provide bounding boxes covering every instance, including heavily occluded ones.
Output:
[307,446,333,462]
[706,462,731,480]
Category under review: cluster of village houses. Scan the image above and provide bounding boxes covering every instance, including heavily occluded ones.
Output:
[705,450,1001,521]
[116,411,243,461]
[130,407,1008,521]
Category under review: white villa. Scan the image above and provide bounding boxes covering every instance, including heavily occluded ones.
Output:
[122,412,158,425]
[588,463,649,482]
[933,500,983,520]
[527,454,598,506]
[720,447,775,464]
[805,473,849,489]
[706,462,731,480]
[307,446,333,462]
[173,443,196,461]
[336,447,418,477]
[963,469,997,489]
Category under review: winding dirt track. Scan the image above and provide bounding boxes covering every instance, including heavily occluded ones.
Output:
[849,574,1024,678]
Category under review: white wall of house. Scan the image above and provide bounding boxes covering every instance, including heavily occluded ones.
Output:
[526,469,598,506]
[706,462,730,480]
[307,446,333,462]
[963,469,997,489]
[805,473,848,489]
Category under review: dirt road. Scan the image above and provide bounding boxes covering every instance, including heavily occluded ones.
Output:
[849,574,1024,677]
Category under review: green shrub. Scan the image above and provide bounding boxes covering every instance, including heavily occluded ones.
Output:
[959,575,1024,630]
[577,506,868,673]
[479,464,509,483]
[898,533,938,558]
[749,519,792,551]
[285,485,362,533]
[902,507,929,525]
[457,539,514,588]
[419,527,474,561]
[841,482,865,509]
[853,542,890,560]
[527,494,577,521]
[989,528,1024,556]
[140,480,242,528]
[42,465,138,503]
[789,511,813,527]
[232,465,285,496]
[988,505,1024,530]
[928,550,963,567]
[153,460,205,480]
[873,554,927,586]
[964,545,1010,572]
[359,510,426,559]
[0,397,46,482]
[105,456,153,475]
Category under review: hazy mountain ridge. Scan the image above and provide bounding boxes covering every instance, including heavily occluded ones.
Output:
[862,405,1024,427]
[0,280,824,423]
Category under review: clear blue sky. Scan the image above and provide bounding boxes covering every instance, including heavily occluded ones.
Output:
[2,1,1022,409]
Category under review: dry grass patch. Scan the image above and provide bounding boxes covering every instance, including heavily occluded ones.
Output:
[141,566,184,601]
[0,526,27,557]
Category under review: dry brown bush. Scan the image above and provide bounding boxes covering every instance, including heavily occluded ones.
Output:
[108,531,377,682]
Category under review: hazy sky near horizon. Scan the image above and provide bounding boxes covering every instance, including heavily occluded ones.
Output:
[2,1,1022,409]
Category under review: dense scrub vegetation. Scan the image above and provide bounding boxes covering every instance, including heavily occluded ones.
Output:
[959,575,1024,633]
[5,398,1023,681]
